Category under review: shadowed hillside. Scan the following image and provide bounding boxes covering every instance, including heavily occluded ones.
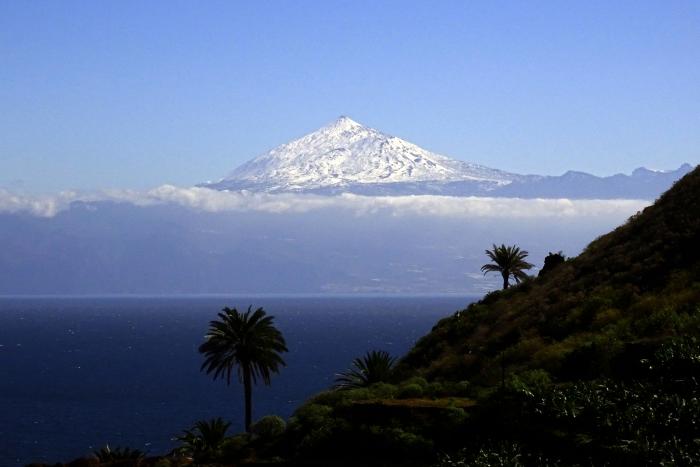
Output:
[268,166,700,466]
[399,166,700,384]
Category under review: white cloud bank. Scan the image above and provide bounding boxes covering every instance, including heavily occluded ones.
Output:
[0,189,78,218]
[0,185,651,219]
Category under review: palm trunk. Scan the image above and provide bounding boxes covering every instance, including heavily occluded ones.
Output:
[502,272,509,290]
[243,364,253,432]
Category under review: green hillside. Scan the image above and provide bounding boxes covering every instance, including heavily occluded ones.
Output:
[278,165,700,466]
[400,165,700,385]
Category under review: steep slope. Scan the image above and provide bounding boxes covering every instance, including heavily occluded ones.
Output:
[206,116,518,192]
[268,167,700,467]
[400,165,700,383]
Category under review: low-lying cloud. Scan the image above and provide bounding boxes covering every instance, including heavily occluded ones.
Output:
[0,189,77,218]
[0,185,651,219]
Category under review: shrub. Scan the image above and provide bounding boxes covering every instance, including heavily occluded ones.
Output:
[397,383,424,399]
[219,434,252,461]
[424,381,444,397]
[368,382,398,399]
[294,416,352,456]
[251,415,287,438]
[530,348,564,374]
[92,445,145,462]
[403,376,429,388]
[443,380,472,397]
[343,387,372,401]
[444,407,468,425]
[311,389,346,406]
[593,308,621,329]
[290,403,333,428]
[539,252,566,277]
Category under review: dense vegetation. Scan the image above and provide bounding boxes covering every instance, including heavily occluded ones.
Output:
[283,165,700,466]
[35,167,700,466]
[401,166,700,385]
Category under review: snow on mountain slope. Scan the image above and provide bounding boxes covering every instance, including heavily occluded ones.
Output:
[207,116,518,192]
[204,116,693,199]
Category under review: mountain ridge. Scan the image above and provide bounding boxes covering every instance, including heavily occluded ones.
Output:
[204,117,693,200]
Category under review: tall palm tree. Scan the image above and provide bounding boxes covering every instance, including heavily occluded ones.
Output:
[481,244,534,290]
[199,306,288,432]
[335,350,396,389]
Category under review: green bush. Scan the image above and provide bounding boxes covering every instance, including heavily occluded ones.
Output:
[335,387,372,403]
[219,434,252,461]
[430,380,472,397]
[251,415,287,438]
[291,403,333,427]
[444,406,468,425]
[404,376,429,388]
[424,381,444,397]
[368,382,398,398]
[311,389,346,406]
[294,417,352,456]
[397,383,424,398]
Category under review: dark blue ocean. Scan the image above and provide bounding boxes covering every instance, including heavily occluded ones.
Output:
[0,295,476,466]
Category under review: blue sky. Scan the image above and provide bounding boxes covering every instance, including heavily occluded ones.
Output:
[1,1,698,192]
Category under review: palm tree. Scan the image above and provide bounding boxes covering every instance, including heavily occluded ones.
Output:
[175,417,231,460]
[93,445,145,463]
[335,350,396,389]
[481,243,534,290]
[199,306,288,432]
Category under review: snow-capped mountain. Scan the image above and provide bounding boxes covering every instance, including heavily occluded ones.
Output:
[205,116,519,192]
[204,116,693,199]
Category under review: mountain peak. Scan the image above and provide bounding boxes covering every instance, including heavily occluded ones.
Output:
[320,115,367,135]
[208,117,514,192]
[332,115,362,127]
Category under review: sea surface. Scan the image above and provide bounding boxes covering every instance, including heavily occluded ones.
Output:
[0,295,477,466]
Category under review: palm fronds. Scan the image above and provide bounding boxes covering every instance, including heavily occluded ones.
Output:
[174,417,231,458]
[335,350,396,389]
[199,306,288,386]
[93,445,145,462]
[481,243,534,289]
